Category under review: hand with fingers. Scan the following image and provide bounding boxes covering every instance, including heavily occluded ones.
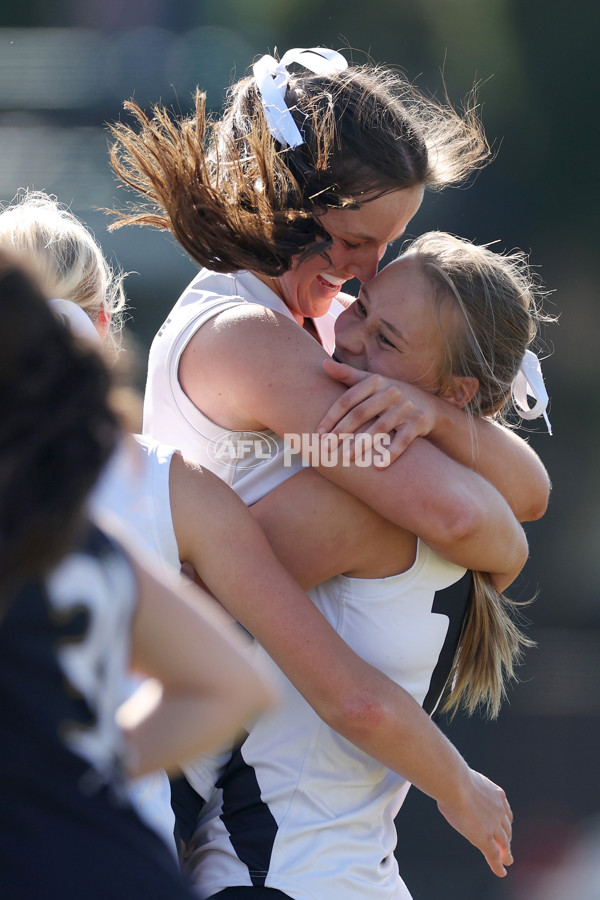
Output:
[437,769,514,878]
[317,359,437,465]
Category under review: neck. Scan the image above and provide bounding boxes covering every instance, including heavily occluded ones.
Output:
[253,271,284,300]
[252,271,305,327]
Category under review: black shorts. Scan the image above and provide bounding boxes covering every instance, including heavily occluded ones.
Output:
[207,890,292,899]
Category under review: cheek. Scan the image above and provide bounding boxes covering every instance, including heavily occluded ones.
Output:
[333,309,354,341]
[294,255,325,287]
[277,264,307,303]
[332,325,346,350]
[370,353,401,379]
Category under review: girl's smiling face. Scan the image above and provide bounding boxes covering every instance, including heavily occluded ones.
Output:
[258,186,424,324]
[333,254,452,393]
[333,251,483,414]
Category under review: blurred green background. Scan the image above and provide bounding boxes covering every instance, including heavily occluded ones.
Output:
[1,2,598,897]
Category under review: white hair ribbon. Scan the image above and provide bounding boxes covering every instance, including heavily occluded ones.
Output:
[252,47,348,149]
[48,298,102,347]
[511,348,552,434]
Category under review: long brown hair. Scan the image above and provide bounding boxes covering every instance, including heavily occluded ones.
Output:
[108,58,489,276]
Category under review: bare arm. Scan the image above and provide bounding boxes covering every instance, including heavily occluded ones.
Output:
[115,542,275,779]
[180,307,528,573]
[251,466,526,593]
[316,359,550,522]
[426,398,549,521]
[170,454,514,876]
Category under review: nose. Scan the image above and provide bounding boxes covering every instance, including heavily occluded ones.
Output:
[334,308,366,362]
[345,244,387,283]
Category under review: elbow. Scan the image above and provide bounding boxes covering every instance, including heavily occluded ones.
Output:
[516,530,530,571]
[513,489,549,524]
[522,484,550,522]
[327,691,389,743]
[492,533,529,592]
[430,501,484,554]
[449,496,531,586]
[507,530,530,582]
[516,468,551,523]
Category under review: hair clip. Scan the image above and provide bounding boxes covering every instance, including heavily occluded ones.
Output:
[252,47,348,149]
[511,348,552,434]
[48,298,102,346]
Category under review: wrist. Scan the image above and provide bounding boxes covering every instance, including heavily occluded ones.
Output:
[436,764,477,818]
[427,393,457,441]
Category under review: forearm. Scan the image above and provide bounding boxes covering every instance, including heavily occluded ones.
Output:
[319,438,528,575]
[186,507,468,788]
[427,399,550,522]
[213,552,514,877]
[120,682,250,778]
[215,571,474,803]
[197,536,489,802]
[315,359,550,523]
[335,672,473,803]
[332,670,513,878]
[125,552,275,778]
[195,314,545,533]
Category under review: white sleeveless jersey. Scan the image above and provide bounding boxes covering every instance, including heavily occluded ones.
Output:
[90,434,180,576]
[142,268,341,800]
[89,434,181,853]
[142,266,472,896]
[142,268,342,504]
[189,542,471,900]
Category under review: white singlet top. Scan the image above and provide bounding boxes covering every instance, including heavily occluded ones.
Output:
[142,265,471,898]
[143,267,342,504]
[89,434,181,853]
[188,542,471,900]
[90,434,180,576]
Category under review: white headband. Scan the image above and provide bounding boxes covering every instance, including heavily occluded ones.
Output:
[48,298,102,347]
[252,47,348,149]
[511,348,552,434]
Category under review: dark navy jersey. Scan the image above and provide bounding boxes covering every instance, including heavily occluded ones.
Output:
[0,524,194,899]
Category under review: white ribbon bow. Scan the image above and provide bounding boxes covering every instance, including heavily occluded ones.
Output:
[253,47,348,149]
[48,298,102,346]
[511,348,552,434]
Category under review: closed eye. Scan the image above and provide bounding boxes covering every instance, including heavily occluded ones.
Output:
[379,332,397,349]
[318,223,360,252]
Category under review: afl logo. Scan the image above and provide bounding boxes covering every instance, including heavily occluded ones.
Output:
[206,431,280,469]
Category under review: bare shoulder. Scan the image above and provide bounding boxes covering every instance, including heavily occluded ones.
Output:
[183,301,321,367]
[191,301,292,339]
[181,300,330,397]
[178,303,321,429]
[178,300,345,435]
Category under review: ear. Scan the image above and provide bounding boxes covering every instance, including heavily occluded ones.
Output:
[96,306,111,341]
[440,375,479,410]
